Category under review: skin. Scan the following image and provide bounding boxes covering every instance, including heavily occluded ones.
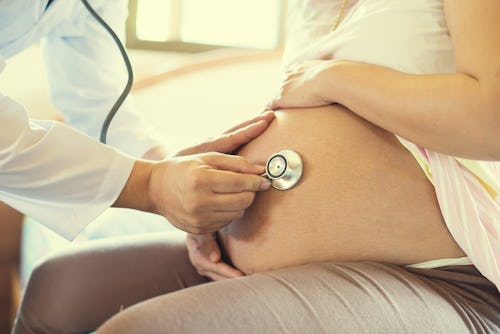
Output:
[188,0,499,280]
[218,107,465,275]
[113,112,274,234]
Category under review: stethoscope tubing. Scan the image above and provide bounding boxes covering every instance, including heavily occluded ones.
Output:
[80,0,134,144]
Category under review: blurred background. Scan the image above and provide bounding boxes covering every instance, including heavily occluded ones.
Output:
[0,1,287,331]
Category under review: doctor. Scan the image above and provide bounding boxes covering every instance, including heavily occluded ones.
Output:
[0,0,272,239]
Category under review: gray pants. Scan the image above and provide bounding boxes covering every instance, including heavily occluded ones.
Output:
[13,233,500,334]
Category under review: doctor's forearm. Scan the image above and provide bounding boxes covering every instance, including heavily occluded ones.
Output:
[113,145,168,211]
[322,61,500,160]
[113,160,156,213]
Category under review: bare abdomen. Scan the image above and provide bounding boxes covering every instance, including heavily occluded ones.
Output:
[218,106,464,274]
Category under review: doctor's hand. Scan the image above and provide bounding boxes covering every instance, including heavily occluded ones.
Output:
[116,112,274,234]
[141,110,274,161]
[186,233,243,281]
[175,111,275,157]
[267,59,338,110]
[150,153,270,234]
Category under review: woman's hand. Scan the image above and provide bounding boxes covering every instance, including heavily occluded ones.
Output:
[186,233,243,281]
[267,60,337,110]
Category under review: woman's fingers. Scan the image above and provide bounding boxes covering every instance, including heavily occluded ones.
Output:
[186,234,244,281]
[202,262,244,281]
[186,233,219,260]
[268,59,334,110]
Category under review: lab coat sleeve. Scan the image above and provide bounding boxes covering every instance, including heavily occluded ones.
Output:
[0,56,136,240]
[42,0,162,158]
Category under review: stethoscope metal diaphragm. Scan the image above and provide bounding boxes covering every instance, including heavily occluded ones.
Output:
[261,149,303,190]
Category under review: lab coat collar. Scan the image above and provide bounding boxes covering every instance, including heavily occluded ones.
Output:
[0,0,80,59]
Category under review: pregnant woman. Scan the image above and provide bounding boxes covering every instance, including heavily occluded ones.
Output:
[14,1,500,333]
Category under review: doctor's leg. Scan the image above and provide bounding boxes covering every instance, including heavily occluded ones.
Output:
[12,232,207,334]
[97,262,500,334]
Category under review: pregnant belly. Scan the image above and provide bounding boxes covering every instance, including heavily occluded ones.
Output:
[218,106,465,275]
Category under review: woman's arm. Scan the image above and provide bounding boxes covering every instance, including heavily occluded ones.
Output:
[271,0,500,161]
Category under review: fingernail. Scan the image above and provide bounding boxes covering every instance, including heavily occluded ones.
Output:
[264,110,275,117]
[209,251,218,262]
[260,180,271,190]
[253,164,266,175]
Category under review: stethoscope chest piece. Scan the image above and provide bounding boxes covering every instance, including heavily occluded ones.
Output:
[263,150,303,190]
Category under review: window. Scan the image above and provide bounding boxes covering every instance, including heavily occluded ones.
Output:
[127,0,286,52]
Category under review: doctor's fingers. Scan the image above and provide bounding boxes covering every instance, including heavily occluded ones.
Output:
[206,169,270,193]
[195,120,269,155]
[185,210,245,233]
[223,110,275,134]
[181,193,255,224]
[209,191,258,212]
[174,114,274,157]
[202,153,266,175]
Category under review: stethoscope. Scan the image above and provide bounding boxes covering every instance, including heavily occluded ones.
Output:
[80,0,133,144]
[81,2,305,192]
[261,150,303,190]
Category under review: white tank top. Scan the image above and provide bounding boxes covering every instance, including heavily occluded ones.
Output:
[282,0,455,75]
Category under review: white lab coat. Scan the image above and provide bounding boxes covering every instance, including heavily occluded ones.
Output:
[0,0,160,239]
